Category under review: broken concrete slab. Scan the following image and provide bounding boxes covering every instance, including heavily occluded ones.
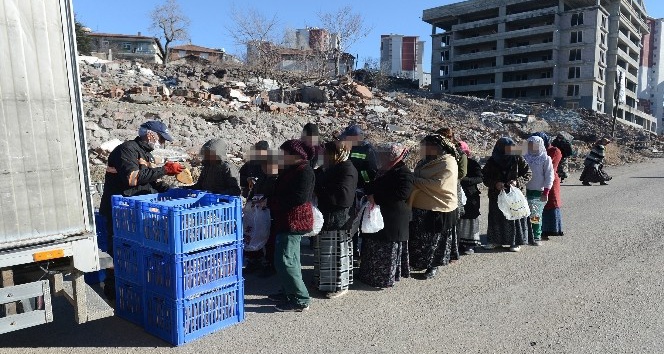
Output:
[129,94,155,104]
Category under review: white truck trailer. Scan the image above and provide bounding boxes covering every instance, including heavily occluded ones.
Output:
[0,0,113,334]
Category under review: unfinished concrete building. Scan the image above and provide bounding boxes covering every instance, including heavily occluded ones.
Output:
[423,0,657,132]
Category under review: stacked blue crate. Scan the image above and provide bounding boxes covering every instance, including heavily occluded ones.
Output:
[111,189,244,345]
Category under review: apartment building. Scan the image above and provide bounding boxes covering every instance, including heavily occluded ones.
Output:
[380,35,426,85]
[423,0,657,132]
[638,18,664,134]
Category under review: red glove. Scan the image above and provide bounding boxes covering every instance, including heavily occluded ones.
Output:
[164,161,184,176]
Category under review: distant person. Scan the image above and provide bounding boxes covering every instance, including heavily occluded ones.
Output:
[239,141,270,198]
[99,120,184,300]
[301,123,322,169]
[457,141,483,254]
[190,139,241,196]
[482,137,532,252]
[523,135,554,246]
[580,138,612,186]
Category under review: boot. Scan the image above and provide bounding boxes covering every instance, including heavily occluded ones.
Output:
[424,267,438,279]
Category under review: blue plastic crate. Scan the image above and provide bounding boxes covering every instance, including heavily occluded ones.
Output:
[112,189,208,243]
[112,239,144,284]
[115,278,144,326]
[144,281,245,346]
[141,194,242,254]
[94,211,108,252]
[84,270,107,285]
[144,242,243,299]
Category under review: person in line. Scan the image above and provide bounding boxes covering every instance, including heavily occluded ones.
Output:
[408,135,459,279]
[301,123,323,169]
[533,133,565,239]
[314,140,358,297]
[339,124,378,264]
[190,139,241,196]
[267,140,315,312]
[239,141,270,198]
[580,138,612,186]
[551,132,574,183]
[99,120,184,300]
[523,135,555,246]
[252,151,281,278]
[482,137,533,252]
[359,143,414,288]
[436,127,467,262]
[457,141,483,255]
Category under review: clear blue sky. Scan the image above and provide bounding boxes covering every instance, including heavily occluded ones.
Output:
[74,0,664,72]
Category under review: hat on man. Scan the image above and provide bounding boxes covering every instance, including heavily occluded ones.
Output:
[139,120,174,141]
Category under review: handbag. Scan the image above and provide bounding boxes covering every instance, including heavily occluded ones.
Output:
[287,202,314,234]
[497,187,530,221]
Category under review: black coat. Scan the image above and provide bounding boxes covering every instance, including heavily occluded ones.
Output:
[315,160,358,230]
[268,162,315,234]
[364,162,414,242]
[239,161,266,198]
[460,158,483,220]
[349,142,378,189]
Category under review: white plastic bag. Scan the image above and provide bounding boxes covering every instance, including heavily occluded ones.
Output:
[459,187,467,206]
[361,202,385,234]
[243,202,271,251]
[497,188,530,221]
[303,206,324,237]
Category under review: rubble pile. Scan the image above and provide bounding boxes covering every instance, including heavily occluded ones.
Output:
[79,57,662,185]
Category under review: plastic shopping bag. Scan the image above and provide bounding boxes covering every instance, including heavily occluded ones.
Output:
[497,187,530,221]
[243,202,271,251]
[459,186,467,206]
[361,202,385,234]
[303,206,324,237]
[527,199,546,225]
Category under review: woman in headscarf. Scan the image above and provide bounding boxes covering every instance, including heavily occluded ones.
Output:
[314,141,358,298]
[408,135,458,279]
[580,138,612,186]
[524,135,555,246]
[482,137,533,252]
[267,140,315,312]
[191,139,241,196]
[532,132,565,239]
[457,141,483,255]
[359,143,414,288]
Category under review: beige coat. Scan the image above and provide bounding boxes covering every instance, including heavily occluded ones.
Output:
[409,155,458,212]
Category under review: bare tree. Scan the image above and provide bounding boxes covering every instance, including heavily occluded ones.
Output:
[150,0,190,64]
[226,6,283,80]
[318,6,372,76]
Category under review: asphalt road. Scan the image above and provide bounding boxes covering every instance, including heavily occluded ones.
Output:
[2,159,663,354]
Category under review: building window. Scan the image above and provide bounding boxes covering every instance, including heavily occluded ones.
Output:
[599,68,605,79]
[567,85,580,97]
[571,31,583,44]
[518,90,527,98]
[569,49,582,61]
[101,40,110,49]
[122,42,132,51]
[568,67,581,79]
[541,71,552,79]
[200,53,209,60]
[597,87,603,99]
[540,88,551,96]
[567,102,580,109]
[469,79,478,86]
[600,51,606,64]
[179,50,186,58]
[543,37,553,43]
[571,13,584,26]
[597,102,603,111]
[542,53,552,61]
[601,16,607,29]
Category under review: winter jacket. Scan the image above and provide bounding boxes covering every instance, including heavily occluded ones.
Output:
[268,162,315,234]
[525,156,555,192]
[249,174,277,200]
[315,160,358,230]
[349,142,378,189]
[364,162,414,242]
[239,160,266,198]
[545,146,563,210]
[191,161,241,196]
[460,158,483,220]
[584,144,606,167]
[482,156,532,200]
[99,137,167,219]
[409,155,458,213]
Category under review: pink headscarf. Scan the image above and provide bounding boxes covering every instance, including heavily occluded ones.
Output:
[458,140,471,157]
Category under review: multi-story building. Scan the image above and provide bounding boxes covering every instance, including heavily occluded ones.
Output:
[380,35,426,85]
[423,0,657,132]
[88,32,164,64]
[638,18,664,134]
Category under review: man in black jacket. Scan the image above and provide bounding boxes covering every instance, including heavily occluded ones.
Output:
[99,120,184,300]
[239,141,270,198]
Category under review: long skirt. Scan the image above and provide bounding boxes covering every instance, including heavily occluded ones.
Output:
[313,230,353,292]
[409,208,456,270]
[542,208,564,236]
[359,238,408,288]
[580,165,612,183]
[458,218,481,246]
[486,198,532,246]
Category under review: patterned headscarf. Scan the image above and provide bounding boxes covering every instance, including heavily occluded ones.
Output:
[422,134,459,160]
[324,141,350,164]
[524,136,548,167]
[492,137,516,166]
[280,139,314,161]
[375,142,409,173]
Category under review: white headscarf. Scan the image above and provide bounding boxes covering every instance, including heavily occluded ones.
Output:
[524,136,548,167]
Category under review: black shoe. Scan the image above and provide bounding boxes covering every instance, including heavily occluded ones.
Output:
[424,267,438,279]
[600,182,609,186]
[275,302,309,312]
[582,182,591,186]
[267,293,288,303]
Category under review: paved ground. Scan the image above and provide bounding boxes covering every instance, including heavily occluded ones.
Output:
[2,158,663,353]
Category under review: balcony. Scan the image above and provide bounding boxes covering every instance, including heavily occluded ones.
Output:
[451,83,498,93]
[500,78,555,89]
[450,6,558,32]
[618,30,640,53]
[453,49,499,61]
[452,25,555,46]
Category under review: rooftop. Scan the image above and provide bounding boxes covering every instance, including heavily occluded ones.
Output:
[170,44,224,54]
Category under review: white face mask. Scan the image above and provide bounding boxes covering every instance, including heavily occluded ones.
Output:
[148,141,161,150]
